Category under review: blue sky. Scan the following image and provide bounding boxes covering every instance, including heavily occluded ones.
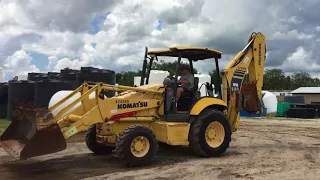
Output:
[29,52,49,70]
[88,12,111,35]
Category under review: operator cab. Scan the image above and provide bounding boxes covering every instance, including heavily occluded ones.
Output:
[140,46,222,121]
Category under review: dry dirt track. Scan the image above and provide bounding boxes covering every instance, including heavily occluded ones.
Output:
[0,118,319,180]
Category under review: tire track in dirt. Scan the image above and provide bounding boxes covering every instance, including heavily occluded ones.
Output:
[0,118,319,180]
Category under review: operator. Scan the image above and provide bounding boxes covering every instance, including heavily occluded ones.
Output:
[176,65,194,102]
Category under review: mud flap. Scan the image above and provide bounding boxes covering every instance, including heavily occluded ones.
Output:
[0,101,67,160]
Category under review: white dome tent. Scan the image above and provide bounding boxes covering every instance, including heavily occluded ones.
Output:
[149,70,170,84]
[133,76,146,86]
[261,90,278,114]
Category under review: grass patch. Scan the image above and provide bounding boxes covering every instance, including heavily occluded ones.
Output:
[0,119,11,135]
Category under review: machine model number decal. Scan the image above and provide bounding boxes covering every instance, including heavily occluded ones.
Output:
[116,100,129,103]
[117,101,148,109]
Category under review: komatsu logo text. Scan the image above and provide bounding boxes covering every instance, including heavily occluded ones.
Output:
[117,101,148,109]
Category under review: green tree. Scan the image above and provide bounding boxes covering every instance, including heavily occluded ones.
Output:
[262,68,288,90]
[312,77,320,86]
[116,70,143,86]
[290,71,316,89]
[209,69,222,93]
[115,60,198,86]
[262,69,320,90]
[151,60,198,77]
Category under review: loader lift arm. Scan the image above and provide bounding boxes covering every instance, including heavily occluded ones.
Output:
[221,32,266,131]
[52,82,163,139]
[0,82,164,160]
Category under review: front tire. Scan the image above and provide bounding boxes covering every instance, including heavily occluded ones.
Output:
[85,125,114,155]
[115,125,158,167]
[189,108,232,157]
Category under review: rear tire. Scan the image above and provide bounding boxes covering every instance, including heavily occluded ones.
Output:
[115,125,158,167]
[85,125,114,155]
[189,108,232,157]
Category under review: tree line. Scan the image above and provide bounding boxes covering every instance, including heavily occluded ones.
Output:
[262,68,320,90]
[116,61,320,91]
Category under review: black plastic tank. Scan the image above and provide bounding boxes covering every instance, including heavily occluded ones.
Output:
[79,67,99,72]
[48,72,60,80]
[284,96,305,104]
[76,67,116,97]
[311,102,320,104]
[28,73,48,81]
[60,68,79,89]
[0,83,8,103]
[0,83,8,119]
[34,79,74,108]
[286,108,316,119]
[7,80,35,121]
[306,104,320,118]
[0,104,7,119]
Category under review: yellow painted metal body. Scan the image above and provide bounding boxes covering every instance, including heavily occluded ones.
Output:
[96,121,190,146]
[152,122,190,145]
[48,81,227,146]
[205,121,225,148]
[221,32,266,131]
[50,83,165,139]
[46,32,265,147]
[0,32,267,162]
[189,97,227,115]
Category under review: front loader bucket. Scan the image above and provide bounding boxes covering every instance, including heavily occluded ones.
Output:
[0,101,67,160]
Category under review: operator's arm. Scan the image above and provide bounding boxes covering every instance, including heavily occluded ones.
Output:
[178,74,194,85]
[177,79,190,84]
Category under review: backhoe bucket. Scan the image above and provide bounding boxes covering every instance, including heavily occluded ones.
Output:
[240,82,263,113]
[0,101,67,160]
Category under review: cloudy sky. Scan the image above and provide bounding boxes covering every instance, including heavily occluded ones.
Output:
[0,0,320,81]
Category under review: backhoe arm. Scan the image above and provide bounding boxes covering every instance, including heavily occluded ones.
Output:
[221,32,266,131]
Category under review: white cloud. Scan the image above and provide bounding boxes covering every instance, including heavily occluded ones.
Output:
[21,31,85,57]
[1,0,320,82]
[0,0,121,32]
[0,67,4,82]
[271,30,314,40]
[1,50,39,79]
[280,46,320,77]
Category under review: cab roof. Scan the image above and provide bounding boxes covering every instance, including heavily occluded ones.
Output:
[147,46,222,60]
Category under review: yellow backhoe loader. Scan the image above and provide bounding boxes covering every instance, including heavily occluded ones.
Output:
[0,32,266,167]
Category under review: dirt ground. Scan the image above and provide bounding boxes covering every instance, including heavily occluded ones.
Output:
[0,118,319,180]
